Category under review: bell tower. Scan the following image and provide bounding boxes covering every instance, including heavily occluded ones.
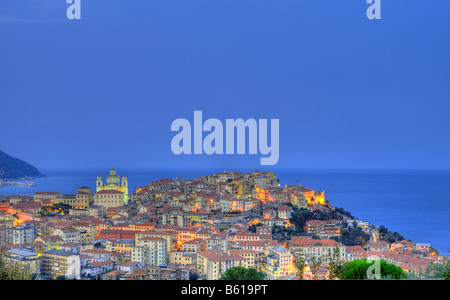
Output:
[96,174,103,192]
[122,174,129,205]
[122,174,128,188]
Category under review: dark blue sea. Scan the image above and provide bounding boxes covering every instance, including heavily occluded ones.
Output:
[1,168,449,256]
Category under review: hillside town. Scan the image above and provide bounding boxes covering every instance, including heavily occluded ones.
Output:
[0,168,446,280]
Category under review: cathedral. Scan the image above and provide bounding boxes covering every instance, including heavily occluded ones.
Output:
[96,167,129,205]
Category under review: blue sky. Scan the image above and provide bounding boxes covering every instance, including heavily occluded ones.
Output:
[0,0,449,170]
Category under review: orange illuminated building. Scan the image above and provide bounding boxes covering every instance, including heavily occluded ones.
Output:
[255,186,274,204]
[0,200,10,212]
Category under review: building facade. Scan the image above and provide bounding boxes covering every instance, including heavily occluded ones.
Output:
[96,168,129,205]
[41,250,81,279]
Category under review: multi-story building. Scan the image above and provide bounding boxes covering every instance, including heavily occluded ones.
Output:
[260,246,294,279]
[169,251,197,266]
[9,202,42,215]
[0,221,8,244]
[254,174,276,190]
[238,240,266,252]
[96,168,129,205]
[304,219,342,236]
[99,229,141,240]
[263,208,277,220]
[182,238,205,253]
[304,220,326,234]
[124,264,190,280]
[0,199,10,212]
[110,222,156,232]
[162,213,191,227]
[4,248,41,276]
[277,205,293,219]
[289,236,346,266]
[205,255,247,280]
[415,243,431,253]
[229,198,258,212]
[81,260,114,278]
[81,249,114,262]
[366,241,390,252]
[289,191,307,209]
[88,206,103,218]
[72,220,99,243]
[227,249,260,270]
[114,239,135,257]
[93,190,124,208]
[196,250,223,277]
[0,214,16,238]
[6,223,36,245]
[74,187,92,209]
[33,235,64,254]
[219,194,236,212]
[175,227,200,244]
[206,233,228,252]
[105,206,129,219]
[53,194,77,208]
[232,231,261,243]
[256,226,272,236]
[34,192,60,202]
[53,187,92,209]
[132,246,149,267]
[41,249,81,279]
[136,236,168,266]
[51,227,81,244]
[269,187,287,203]
[135,230,177,256]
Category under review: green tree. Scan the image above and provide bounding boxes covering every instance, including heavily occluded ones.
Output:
[333,207,354,219]
[378,225,388,235]
[339,258,406,280]
[327,247,343,280]
[309,256,322,280]
[245,268,265,280]
[39,205,52,215]
[0,246,35,280]
[378,225,404,244]
[441,264,450,280]
[53,203,71,215]
[221,266,264,280]
[427,261,450,280]
[294,250,307,280]
[338,227,370,247]
[189,271,200,280]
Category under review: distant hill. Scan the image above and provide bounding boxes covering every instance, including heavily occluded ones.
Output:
[0,150,43,179]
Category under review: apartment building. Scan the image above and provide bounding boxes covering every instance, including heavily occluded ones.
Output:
[93,190,124,208]
[260,246,294,279]
[289,236,346,266]
[6,223,36,245]
[137,236,168,266]
[41,249,81,279]
[51,227,81,244]
[4,248,41,275]
[206,255,247,280]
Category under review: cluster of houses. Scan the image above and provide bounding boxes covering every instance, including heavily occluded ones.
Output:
[0,169,444,280]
